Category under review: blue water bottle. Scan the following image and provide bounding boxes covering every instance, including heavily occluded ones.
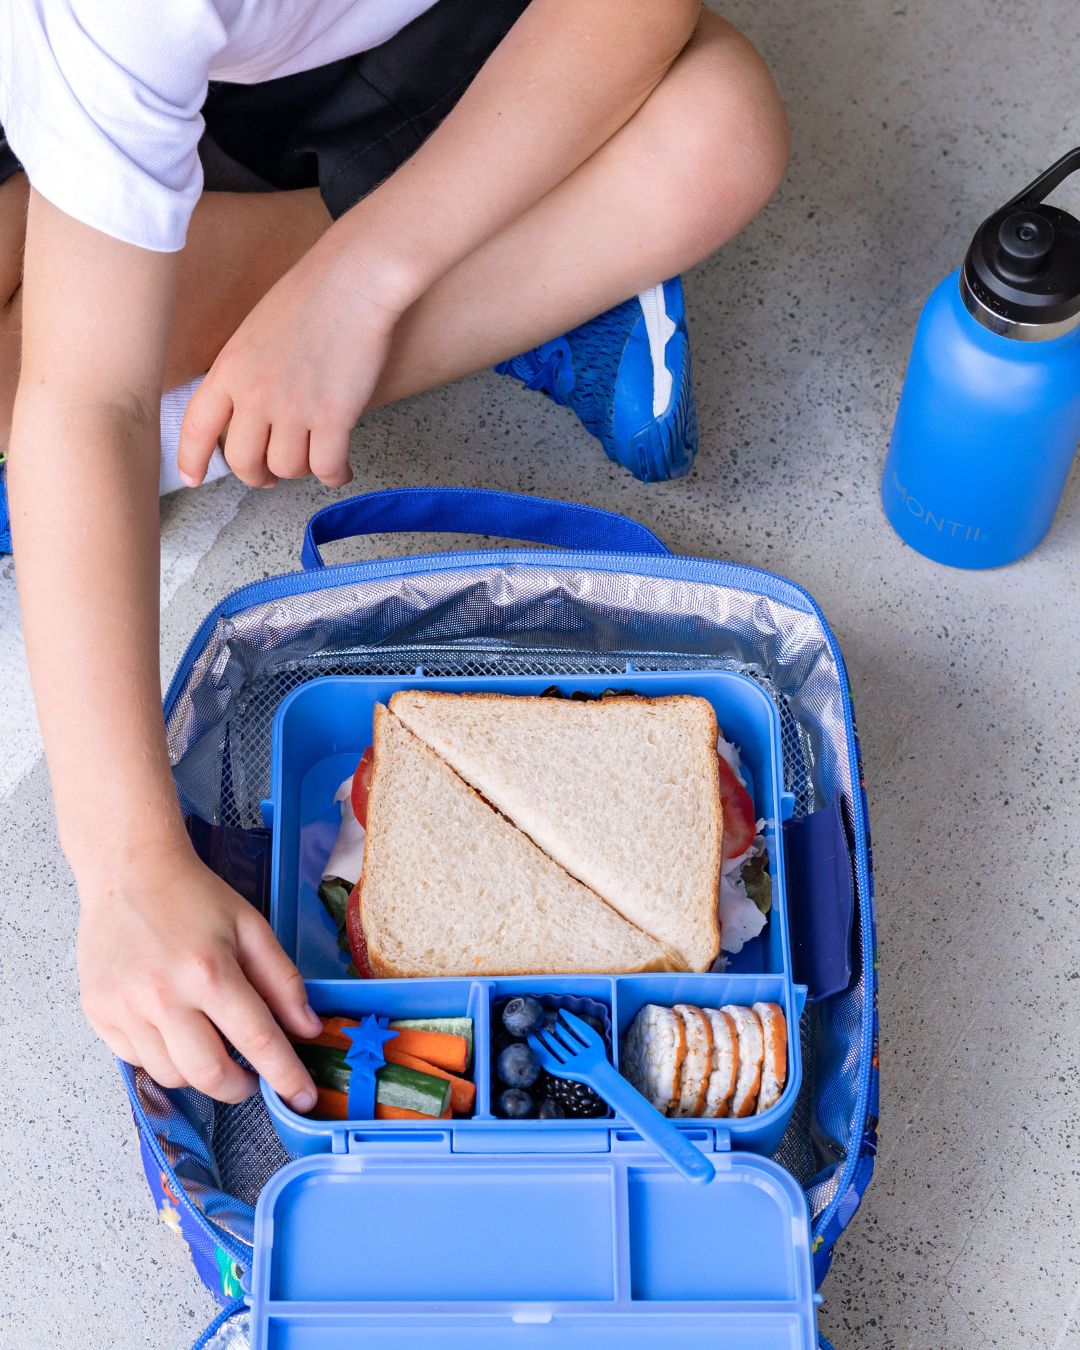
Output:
[882,147,1080,568]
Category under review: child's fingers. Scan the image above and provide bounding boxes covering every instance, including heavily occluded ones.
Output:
[161,1010,259,1104]
[266,423,312,480]
[204,972,318,1114]
[308,427,354,489]
[235,908,323,1042]
[129,1024,188,1091]
[178,380,233,487]
[222,412,276,488]
[97,1024,139,1066]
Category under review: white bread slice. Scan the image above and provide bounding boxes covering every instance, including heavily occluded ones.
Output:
[672,1004,713,1117]
[620,1004,687,1115]
[390,690,722,971]
[701,1007,738,1118]
[724,1004,765,1118]
[752,1002,788,1114]
[357,706,678,977]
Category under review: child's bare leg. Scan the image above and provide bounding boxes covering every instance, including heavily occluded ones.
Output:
[371,11,786,407]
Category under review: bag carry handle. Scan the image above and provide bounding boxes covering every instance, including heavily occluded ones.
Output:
[300,486,671,570]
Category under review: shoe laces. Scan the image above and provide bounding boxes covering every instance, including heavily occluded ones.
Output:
[516,338,574,403]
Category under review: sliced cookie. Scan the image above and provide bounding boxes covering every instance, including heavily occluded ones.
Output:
[752,1001,788,1114]
[671,1004,713,1117]
[621,1004,687,1114]
[701,1007,738,1118]
[724,1004,765,1118]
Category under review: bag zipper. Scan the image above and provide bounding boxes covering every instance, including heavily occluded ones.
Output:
[118,1061,253,1273]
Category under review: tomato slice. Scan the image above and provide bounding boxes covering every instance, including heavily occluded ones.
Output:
[350,745,374,829]
[717,752,756,862]
[345,881,374,978]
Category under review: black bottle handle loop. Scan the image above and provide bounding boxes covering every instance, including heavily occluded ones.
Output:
[1006,145,1080,210]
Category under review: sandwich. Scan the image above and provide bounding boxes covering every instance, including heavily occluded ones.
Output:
[389,689,723,971]
[356,705,678,977]
[319,687,765,978]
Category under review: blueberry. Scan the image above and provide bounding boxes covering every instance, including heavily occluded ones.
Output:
[578,1014,606,1037]
[497,1042,541,1089]
[501,996,546,1039]
[497,1087,534,1119]
[537,1097,566,1120]
[543,1010,560,1032]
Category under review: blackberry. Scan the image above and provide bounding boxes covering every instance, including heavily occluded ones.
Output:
[537,1073,608,1118]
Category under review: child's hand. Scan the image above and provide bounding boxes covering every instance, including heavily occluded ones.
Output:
[177,235,408,491]
[78,844,323,1110]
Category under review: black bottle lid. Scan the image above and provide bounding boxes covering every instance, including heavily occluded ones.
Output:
[962,147,1080,335]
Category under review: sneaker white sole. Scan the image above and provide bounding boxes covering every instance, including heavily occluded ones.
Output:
[637,283,678,418]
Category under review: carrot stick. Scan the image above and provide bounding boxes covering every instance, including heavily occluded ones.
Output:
[388,1028,468,1074]
[375,1102,453,1121]
[297,1016,359,1052]
[384,1047,476,1114]
[313,1085,349,1120]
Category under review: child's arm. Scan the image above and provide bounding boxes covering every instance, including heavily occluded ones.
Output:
[10,193,321,1110]
[178,0,701,485]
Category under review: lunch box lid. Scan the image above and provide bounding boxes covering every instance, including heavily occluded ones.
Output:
[247,1133,819,1348]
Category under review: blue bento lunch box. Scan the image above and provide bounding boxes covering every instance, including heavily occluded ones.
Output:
[252,669,817,1348]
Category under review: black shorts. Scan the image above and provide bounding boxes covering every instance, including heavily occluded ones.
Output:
[0,0,531,220]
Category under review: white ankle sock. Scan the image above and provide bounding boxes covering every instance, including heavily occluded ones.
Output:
[159,377,230,496]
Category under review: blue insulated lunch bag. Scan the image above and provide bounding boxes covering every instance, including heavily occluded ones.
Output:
[121,488,878,1349]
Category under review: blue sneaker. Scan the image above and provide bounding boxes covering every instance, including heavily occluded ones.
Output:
[0,453,10,556]
[494,277,698,483]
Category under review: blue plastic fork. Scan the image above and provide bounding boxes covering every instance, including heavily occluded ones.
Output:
[528,1010,714,1184]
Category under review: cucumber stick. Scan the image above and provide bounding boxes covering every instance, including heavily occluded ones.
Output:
[295,1044,450,1116]
[389,1017,474,1068]
[296,1043,350,1095]
[376,1063,450,1116]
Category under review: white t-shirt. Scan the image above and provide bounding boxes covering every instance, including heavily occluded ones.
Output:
[0,1,438,251]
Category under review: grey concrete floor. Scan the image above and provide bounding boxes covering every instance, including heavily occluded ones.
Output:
[2,1,1079,1346]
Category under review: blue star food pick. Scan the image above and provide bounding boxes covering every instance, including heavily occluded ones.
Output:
[341,1015,399,1118]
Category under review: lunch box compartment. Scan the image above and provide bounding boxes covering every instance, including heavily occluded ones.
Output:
[489,980,615,1120]
[263,973,805,1158]
[251,1147,818,1348]
[269,670,793,981]
[263,979,487,1150]
[613,974,804,1157]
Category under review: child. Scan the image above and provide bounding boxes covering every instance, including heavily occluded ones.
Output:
[0,1,787,1111]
